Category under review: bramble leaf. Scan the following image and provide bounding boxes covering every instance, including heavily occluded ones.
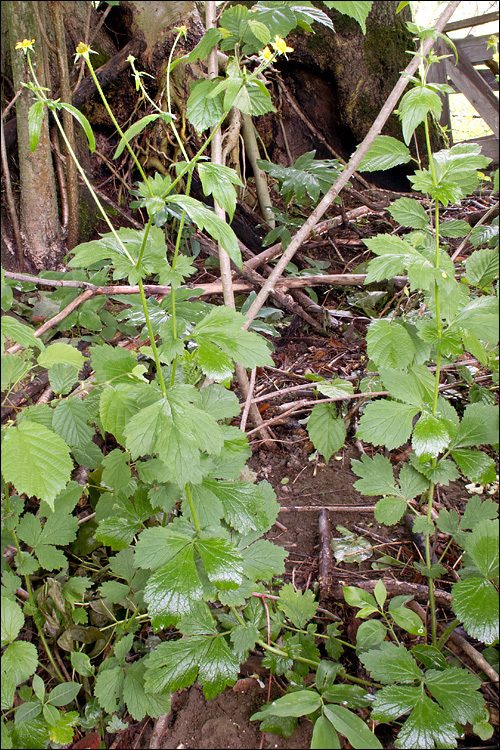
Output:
[51,399,93,449]
[389,198,429,229]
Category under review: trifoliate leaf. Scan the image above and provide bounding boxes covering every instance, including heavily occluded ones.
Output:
[359,642,422,684]
[2,422,72,509]
[307,402,346,463]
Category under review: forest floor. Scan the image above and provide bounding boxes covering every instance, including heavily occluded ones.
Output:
[91,200,496,750]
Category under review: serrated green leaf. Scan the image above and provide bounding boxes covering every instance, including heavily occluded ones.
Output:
[465,247,499,289]
[198,636,240,698]
[1,314,44,351]
[323,704,382,749]
[2,641,38,685]
[452,296,499,345]
[460,494,498,530]
[187,78,225,133]
[191,306,274,371]
[399,86,442,145]
[1,597,24,646]
[307,403,346,463]
[426,668,484,724]
[398,690,460,749]
[277,583,318,628]
[451,578,499,644]
[258,713,298,740]
[351,453,398,496]
[239,538,287,581]
[379,366,435,408]
[323,0,373,32]
[91,344,138,383]
[412,412,454,461]
[98,580,131,604]
[196,537,243,590]
[357,136,411,172]
[187,27,222,63]
[94,665,124,714]
[123,660,170,721]
[389,198,429,229]
[96,515,142,552]
[2,422,72,508]
[49,363,79,395]
[99,384,140,445]
[356,401,419,450]
[230,622,260,653]
[197,163,242,222]
[439,219,471,237]
[37,342,86,370]
[144,544,203,625]
[375,497,408,525]
[1,354,30,390]
[257,151,342,205]
[360,642,422,684]
[451,403,499,449]
[463,519,499,579]
[451,449,496,484]
[316,379,354,399]
[101,449,131,490]
[52,398,93,449]
[366,320,415,369]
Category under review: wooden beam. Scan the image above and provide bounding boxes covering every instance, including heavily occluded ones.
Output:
[445,10,499,32]
[455,34,498,65]
[446,49,499,136]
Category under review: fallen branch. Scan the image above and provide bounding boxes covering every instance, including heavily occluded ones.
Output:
[279,505,376,513]
[323,578,452,609]
[318,508,334,600]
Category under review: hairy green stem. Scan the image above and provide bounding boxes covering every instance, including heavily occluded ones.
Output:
[138,277,167,396]
[185,483,201,533]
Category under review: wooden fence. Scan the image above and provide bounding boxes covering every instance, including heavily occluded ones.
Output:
[428,9,499,166]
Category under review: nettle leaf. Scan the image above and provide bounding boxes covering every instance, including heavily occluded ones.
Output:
[359,642,422,684]
[356,401,420,451]
[452,578,499,644]
[366,320,415,369]
[277,583,318,628]
[2,422,72,508]
[167,195,241,267]
[191,306,274,373]
[307,403,346,463]
[389,198,429,229]
[356,136,411,172]
[197,163,243,222]
[398,86,442,145]
[187,78,225,133]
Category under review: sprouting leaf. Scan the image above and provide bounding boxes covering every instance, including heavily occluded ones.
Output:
[307,402,347,462]
[398,86,442,145]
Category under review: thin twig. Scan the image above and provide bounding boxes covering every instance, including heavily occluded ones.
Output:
[240,367,256,432]
[451,201,499,261]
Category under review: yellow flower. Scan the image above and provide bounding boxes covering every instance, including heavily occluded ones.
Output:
[15,38,35,53]
[271,35,293,56]
[260,46,273,62]
[74,42,96,62]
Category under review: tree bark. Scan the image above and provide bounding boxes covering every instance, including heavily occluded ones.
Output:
[5,0,63,271]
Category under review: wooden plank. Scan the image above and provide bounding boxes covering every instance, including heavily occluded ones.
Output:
[445,10,499,32]
[455,34,497,64]
[445,49,499,136]
[460,134,499,167]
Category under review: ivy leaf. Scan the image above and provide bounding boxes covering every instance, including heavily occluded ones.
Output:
[277,583,318,628]
[359,642,422,684]
[366,320,415,369]
[1,422,72,509]
[356,136,411,172]
[167,195,241,267]
[389,198,429,229]
[356,401,420,451]
[323,704,383,749]
[191,306,273,372]
[451,578,499,644]
[197,163,243,222]
[425,668,484,725]
[307,403,346,463]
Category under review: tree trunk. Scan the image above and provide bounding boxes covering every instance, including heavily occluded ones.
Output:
[5,0,63,271]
